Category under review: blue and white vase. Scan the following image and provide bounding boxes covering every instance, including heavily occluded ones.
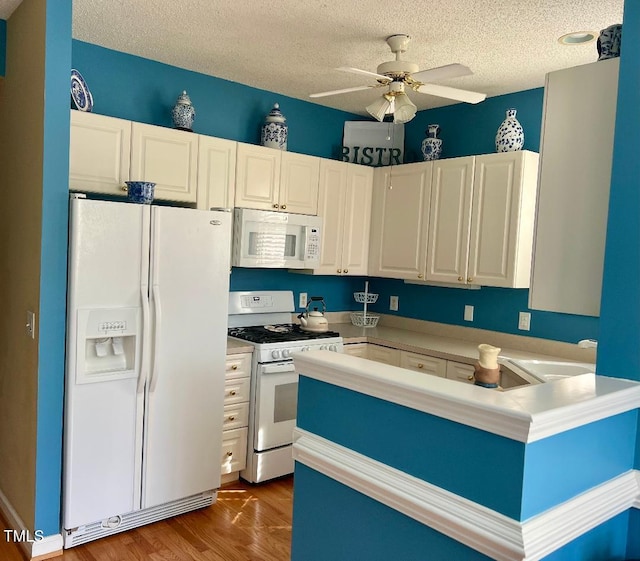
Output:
[495,109,524,152]
[261,103,288,150]
[597,24,622,60]
[171,90,195,131]
[421,124,443,161]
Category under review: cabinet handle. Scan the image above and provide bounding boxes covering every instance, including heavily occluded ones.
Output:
[226,451,233,457]
[467,277,473,283]
[281,204,287,210]
[467,375,474,381]
[273,203,279,209]
[458,276,463,282]
[344,269,349,273]
[228,416,236,421]
[417,363,424,369]
[337,269,342,273]
[231,364,238,370]
[121,185,128,192]
[229,390,237,396]
[418,274,423,279]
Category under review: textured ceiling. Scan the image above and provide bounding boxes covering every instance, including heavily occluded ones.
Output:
[0,0,625,115]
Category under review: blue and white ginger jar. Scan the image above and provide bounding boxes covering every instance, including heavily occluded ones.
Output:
[171,90,195,131]
[495,109,524,152]
[261,103,288,150]
[421,124,443,161]
[597,24,622,60]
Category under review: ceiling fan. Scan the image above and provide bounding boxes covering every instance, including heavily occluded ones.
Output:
[310,34,486,123]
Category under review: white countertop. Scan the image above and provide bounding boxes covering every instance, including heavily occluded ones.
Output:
[293,350,640,443]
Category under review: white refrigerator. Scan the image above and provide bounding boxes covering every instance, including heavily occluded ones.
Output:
[63,196,231,546]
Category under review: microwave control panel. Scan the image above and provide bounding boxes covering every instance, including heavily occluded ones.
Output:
[305,227,320,261]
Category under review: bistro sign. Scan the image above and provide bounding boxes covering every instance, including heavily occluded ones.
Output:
[342,122,404,167]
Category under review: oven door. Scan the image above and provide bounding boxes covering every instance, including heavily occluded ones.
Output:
[254,361,298,451]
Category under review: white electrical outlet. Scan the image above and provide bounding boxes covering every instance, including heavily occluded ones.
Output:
[464,305,474,322]
[518,311,531,331]
[299,293,308,308]
[390,295,399,311]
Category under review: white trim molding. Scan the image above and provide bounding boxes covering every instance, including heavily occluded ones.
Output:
[0,487,63,560]
[293,429,640,561]
[293,352,640,443]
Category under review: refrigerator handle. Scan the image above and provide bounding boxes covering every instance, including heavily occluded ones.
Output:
[137,285,150,394]
[149,284,162,393]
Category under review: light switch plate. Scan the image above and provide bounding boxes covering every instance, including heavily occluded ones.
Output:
[299,293,308,308]
[518,311,531,331]
[464,305,474,322]
[389,296,399,311]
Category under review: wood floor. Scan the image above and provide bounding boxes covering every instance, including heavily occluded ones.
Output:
[0,477,293,561]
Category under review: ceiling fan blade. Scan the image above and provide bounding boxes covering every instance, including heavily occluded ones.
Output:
[411,63,473,83]
[337,66,391,82]
[416,83,486,104]
[309,85,375,98]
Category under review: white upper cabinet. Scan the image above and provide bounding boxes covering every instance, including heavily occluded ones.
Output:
[69,112,199,203]
[196,136,236,210]
[235,143,320,214]
[426,151,538,288]
[529,59,619,317]
[425,156,475,284]
[130,122,199,203]
[315,160,373,275]
[368,162,433,280]
[69,111,131,196]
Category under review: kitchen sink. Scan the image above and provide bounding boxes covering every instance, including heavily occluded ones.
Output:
[501,358,596,383]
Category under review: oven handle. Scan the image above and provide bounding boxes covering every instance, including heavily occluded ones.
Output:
[260,363,296,375]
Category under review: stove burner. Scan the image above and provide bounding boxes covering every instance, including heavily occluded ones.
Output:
[228,323,340,344]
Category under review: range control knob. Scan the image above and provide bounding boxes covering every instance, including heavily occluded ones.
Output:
[271,350,281,359]
[329,344,338,352]
[302,346,311,352]
[282,349,291,358]
[320,345,328,350]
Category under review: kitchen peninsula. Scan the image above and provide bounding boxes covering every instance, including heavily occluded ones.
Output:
[290,351,640,561]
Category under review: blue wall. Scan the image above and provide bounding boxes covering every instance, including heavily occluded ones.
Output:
[72,41,597,344]
[0,19,5,76]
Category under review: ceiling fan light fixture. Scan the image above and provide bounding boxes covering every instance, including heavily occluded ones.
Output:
[393,92,417,124]
[366,94,394,122]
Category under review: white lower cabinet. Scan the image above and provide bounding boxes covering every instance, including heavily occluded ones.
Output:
[342,343,369,358]
[445,361,476,384]
[367,345,401,366]
[221,352,251,481]
[400,351,447,377]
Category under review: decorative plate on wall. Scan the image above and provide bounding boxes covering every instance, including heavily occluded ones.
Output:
[70,69,94,112]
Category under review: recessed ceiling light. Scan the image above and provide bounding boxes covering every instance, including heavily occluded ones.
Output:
[558,31,598,45]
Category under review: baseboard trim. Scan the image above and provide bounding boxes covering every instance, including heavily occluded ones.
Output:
[0,487,63,560]
[293,428,640,561]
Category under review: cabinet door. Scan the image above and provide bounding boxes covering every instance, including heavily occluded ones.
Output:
[279,152,320,215]
[342,343,368,358]
[426,157,475,284]
[445,361,475,384]
[130,123,198,203]
[69,111,131,195]
[468,151,538,288]
[367,345,400,366]
[369,162,432,280]
[235,143,281,210]
[529,59,618,316]
[196,136,236,210]
[400,351,447,377]
[316,160,348,275]
[342,164,373,275]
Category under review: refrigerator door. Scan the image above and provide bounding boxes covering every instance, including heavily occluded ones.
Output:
[63,198,150,529]
[142,207,231,508]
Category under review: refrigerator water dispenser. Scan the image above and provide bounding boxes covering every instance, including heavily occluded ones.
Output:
[76,308,140,384]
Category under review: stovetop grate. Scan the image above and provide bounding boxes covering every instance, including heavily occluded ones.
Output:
[228,323,340,344]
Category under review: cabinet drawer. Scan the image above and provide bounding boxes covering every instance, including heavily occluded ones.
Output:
[223,402,249,431]
[225,353,252,379]
[367,345,401,366]
[400,351,447,377]
[221,427,248,475]
[224,377,250,405]
[445,361,476,384]
[342,343,368,358]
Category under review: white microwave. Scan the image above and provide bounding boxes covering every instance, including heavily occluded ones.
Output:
[232,208,322,269]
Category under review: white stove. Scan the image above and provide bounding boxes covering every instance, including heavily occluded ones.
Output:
[227,291,343,483]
